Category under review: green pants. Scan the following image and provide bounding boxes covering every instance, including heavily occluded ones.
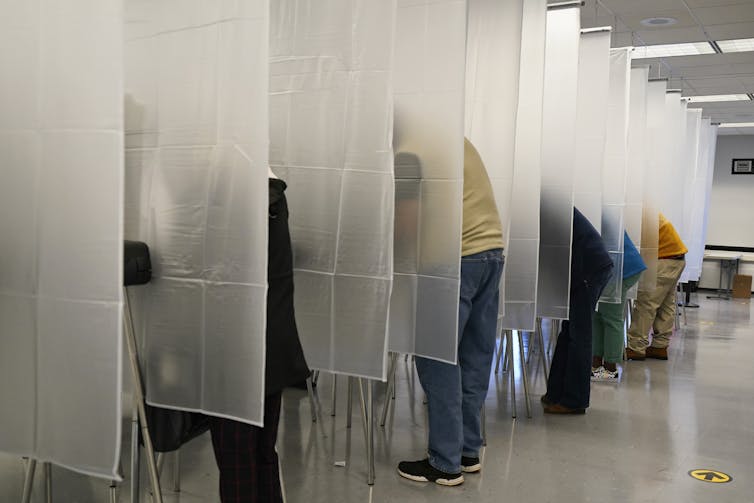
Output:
[592,273,642,364]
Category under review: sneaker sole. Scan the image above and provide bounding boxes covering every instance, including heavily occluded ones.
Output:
[461,464,481,473]
[591,376,619,383]
[398,469,465,486]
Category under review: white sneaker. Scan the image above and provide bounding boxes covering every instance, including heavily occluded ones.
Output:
[592,367,619,382]
[590,366,605,381]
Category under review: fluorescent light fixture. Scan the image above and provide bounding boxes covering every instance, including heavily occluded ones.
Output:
[633,42,715,59]
[685,94,750,103]
[718,122,754,128]
[717,38,754,53]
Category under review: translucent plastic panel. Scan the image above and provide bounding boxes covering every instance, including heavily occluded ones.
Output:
[639,80,667,293]
[659,93,687,228]
[680,110,702,283]
[501,0,547,331]
[465,0,524,242]
[599,48,631,303]
[271,0,396,379]
[537,6,580,320]
[387,0,465,364]
[625,67,649,299]
[0,1,123,479]
[465,0,524,321]
[125,2,269,426]
[693,121,718,281]
[573,30,610,230]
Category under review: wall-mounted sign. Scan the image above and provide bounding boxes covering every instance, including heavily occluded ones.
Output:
[731,158,754,174]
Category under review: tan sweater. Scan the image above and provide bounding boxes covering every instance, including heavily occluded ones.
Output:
[462,138,504,256]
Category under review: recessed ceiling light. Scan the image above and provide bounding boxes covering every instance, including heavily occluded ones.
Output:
[685,94,750,103]
[640,17,678,27]
[633,42,715,59]
[718,122,754,128]
[717,38,754,53]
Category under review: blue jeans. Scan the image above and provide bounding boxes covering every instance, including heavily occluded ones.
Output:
[415,248,504,473]
[546,264,613,409]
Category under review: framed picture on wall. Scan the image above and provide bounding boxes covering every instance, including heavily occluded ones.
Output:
[732,159,754,174]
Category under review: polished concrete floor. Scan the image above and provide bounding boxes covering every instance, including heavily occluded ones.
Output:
[2,294,753,502]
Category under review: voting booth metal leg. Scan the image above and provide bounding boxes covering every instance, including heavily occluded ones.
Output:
[43,462,51,503]
[506,330,517,419]
[517,330,532,418]
[346,377,354,428]
[123,288,164,503]
[380,353,399,427]
[357,378,375,485]
[21,458,36,503]
[172,450,181,493]
[130,393,140,503]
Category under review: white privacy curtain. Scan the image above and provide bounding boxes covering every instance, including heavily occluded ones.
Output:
[680,109,702,283]
[272,1,396,378]
[465,0,524,321]
[625,66,649,298]
[600,48,632,303]
[537,5,580,320]
[572,29,610,230]
[125,1,270,425]
[501,0,547,331]
[696,121,719,276]
[640,80,667,293]
[0,1,123,479]
[660,92,688,227]
[390,0,465,364]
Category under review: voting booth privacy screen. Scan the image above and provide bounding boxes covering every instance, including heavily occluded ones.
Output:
[0,0,124,479]
[271,0,397,378]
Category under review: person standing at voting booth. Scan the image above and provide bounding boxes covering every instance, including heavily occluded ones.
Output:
[208,174,310,503]
[542,208,613,414]
[398,138,505,486]
[626,213,687,361]
[591,231,646,382]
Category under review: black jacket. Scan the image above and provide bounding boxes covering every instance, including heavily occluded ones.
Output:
[571,208,614,290]
[266,179,310,395]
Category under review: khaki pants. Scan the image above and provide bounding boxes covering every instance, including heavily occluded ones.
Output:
[627,259,685,352]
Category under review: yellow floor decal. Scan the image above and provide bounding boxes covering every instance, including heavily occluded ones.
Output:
[688,469,732,483]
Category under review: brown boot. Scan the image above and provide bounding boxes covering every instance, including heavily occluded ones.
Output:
[625,348,645,361]
[543,403,586,415]
[645,346,668,360]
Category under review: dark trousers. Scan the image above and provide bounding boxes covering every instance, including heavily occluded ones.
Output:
[546,266,612,409]
[209,392,283,503]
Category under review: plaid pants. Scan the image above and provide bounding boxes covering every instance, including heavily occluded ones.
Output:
[209,392,283,503]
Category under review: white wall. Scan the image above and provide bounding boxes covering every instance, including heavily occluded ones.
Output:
[707,135,754,247]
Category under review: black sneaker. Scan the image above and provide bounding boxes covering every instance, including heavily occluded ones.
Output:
[461,456,481,473]
[397,459,464,486]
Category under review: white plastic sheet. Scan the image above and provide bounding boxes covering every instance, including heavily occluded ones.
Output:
[639,80,667,293]
[537,5,580,320]
[660,92,687,227]
[573,29,610,230]
[692,120,719,280]
[389,0,464,364]
[501,0,547,331]
[271,0,396,378]
[0,1,123,479]
[625,66,649,299]
[465,0,524,322]
[125,1,269,425]
[600,48,632,303]
[680,109,702,283]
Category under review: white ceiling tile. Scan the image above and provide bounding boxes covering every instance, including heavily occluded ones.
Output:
[694,4,754,25]
[632,26,709,44]
[686,0,754,7]
[706,22,754,41]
